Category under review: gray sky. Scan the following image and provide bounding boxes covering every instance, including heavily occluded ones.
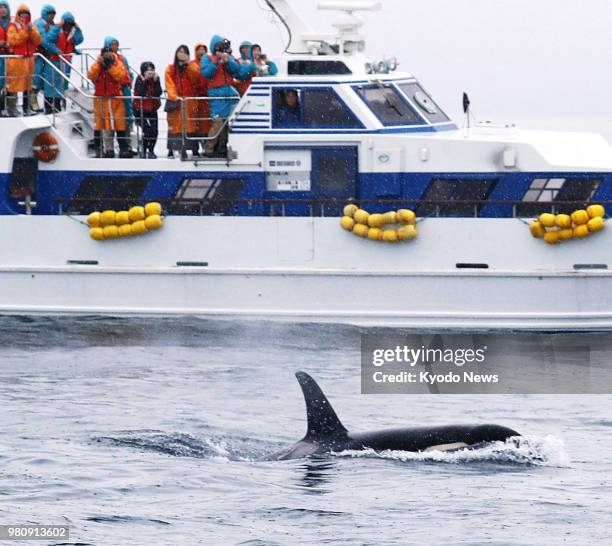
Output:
[28,0,612,135]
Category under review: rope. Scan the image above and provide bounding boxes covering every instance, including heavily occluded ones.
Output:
[64,213,89,227]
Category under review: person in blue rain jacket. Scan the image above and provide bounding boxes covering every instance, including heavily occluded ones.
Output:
[32,3,55,108]
[200,34,242,156]
[43,12,83,113]
[238,40,252,62]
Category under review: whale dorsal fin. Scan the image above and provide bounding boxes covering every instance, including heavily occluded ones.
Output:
[296,372,348,441]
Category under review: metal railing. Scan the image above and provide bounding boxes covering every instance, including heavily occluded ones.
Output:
[1,53,243,160]
[55,198,612,218]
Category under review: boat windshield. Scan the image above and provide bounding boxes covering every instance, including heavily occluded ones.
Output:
[396,82,450,124]
[354,84,423,126]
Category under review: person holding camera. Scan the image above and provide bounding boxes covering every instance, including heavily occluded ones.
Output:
[104,36,136,143]
[6,4,41,116]
[30,4,55,111]
[43,12,84,114]
[200,35,242,157]
[251,44,278,77]
[165,44,201,159]
[133,61,162,159]
[88,46,131,158]
[235,43,277,96]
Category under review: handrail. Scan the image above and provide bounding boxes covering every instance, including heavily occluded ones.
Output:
[58,53,93,91]
[57,198,612,206]
[56,197,612,218]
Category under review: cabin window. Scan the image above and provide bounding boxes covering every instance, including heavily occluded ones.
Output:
[9,158,38,199]
[354,84,423,126]
[168,178,245,215]
[67,175,151,213]
[518,177,601,216]
[288,60,352,75]
[417,178,497,217]
[273,88,363,129]
[396,82,451,124]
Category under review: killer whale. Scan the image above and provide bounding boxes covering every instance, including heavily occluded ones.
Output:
[272,372,520,460]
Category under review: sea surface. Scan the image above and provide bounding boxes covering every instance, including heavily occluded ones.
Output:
[0,317,611,545]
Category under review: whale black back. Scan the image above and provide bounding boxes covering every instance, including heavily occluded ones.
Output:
[271,372,521,460]
[296,371,348,441]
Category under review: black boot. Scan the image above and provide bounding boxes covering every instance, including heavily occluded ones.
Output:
[92,130,103,158]
[22,92,29,115]
[6,93,18,117]
[117,131,135,158]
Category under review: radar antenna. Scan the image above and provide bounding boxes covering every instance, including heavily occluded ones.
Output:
[263,0,382,55]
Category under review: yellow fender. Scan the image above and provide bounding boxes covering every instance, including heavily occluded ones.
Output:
[87,202,165,241]
[341,205,418,243]
[533,207,606,245]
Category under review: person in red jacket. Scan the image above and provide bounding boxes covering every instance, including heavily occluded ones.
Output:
[87,47,130,158]
[133,61,162,159]
[0,1,11,114]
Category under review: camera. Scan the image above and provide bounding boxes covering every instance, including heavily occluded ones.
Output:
[216,39,232,55]
[101,48,114,68]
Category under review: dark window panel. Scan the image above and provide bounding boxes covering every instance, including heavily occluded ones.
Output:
[355,85,422,126]
[288,61,352,75]
[418,179,497,217]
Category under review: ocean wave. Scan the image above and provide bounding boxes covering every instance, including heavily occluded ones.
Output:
[93,431,280,462]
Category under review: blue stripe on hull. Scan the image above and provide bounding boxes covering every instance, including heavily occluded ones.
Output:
[2,170,612,217]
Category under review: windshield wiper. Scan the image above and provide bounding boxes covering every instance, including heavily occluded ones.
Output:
[385,97,403,117]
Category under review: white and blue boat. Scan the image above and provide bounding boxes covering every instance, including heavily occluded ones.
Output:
[0,0,610,330]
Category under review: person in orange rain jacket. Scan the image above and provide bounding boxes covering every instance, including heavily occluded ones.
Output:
[6,5,42,116]
[104,36,135,129]
[165,44,200,159]
[190,42,211,155]
[88,47,133,158]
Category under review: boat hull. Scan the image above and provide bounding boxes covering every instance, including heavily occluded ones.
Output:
[1,216,610,330]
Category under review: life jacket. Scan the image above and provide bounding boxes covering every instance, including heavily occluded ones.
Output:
[93,66,123,98]
[207,54,236,90]
[169,64,196,97]
[236,58,253,96]
[133,76,161,113]
[50,29,75,61]
[190,59,208,96]
[0,22,8,54]
[8,19,37,56]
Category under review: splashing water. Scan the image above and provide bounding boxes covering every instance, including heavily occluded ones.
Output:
[334,435,570,467]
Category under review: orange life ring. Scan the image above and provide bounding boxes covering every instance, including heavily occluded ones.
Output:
[32,132,60,162]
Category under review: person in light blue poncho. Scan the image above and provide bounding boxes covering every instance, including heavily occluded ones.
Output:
[32,3,55,108]
[43,12,83,113]
[200,34,242,157]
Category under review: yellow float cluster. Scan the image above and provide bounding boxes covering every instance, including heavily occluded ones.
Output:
[530,205,606,245]
[87,202,164,241]
[341,204,418,243]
